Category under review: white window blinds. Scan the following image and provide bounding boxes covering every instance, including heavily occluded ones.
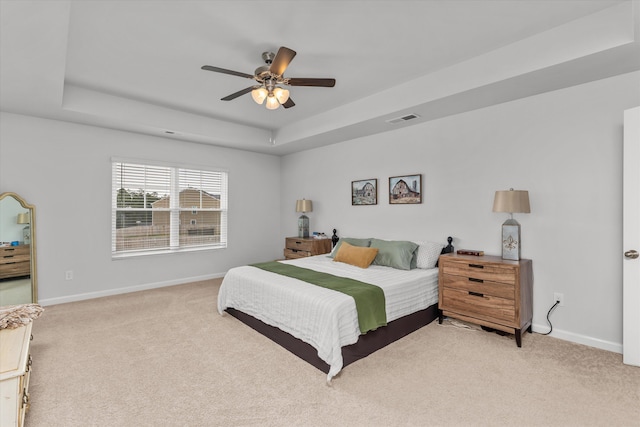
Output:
[112,161,228,257]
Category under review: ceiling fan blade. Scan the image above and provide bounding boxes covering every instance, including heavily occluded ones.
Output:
[221,86,255,101]
[269,47,297,76]
[287,78,336,87]
[201,65,254,79]
[282,97,295,109]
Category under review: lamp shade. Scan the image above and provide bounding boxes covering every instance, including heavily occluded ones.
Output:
[492,189,530,213]
[296,199,312,213]
[251,87,268,104]
[17,212,30,224]
[265,95,280,110]
[273,87,290,104]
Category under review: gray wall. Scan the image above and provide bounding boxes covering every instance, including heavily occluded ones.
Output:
[280,71,640,352]
[0,113,283,304]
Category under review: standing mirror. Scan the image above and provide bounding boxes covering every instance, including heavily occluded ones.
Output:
[0,192,37,305]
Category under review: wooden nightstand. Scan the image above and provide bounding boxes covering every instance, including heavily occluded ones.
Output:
[0,245,31,280]
[438,253,533,347]
[284,237,332,259]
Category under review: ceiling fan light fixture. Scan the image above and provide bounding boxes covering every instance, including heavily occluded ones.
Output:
[265,94,280,110]
[202,46,335,109]
[251,87,268,104]
[273,87,289,104]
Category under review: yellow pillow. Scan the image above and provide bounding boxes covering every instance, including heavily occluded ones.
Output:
[333,241,379,269]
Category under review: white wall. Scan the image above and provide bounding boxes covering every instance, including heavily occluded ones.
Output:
[0,113,283,304]
[281,71,640,352]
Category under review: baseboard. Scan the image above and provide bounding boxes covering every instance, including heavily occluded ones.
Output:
[531,322,622,354]
[38,272,225,306]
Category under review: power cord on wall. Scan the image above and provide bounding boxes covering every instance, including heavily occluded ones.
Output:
[541,300,561,335]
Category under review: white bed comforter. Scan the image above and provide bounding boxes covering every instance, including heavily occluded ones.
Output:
[217,255,439,382]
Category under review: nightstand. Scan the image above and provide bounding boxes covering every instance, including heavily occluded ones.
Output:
[284,237,332,259]
[438,253,533,347]
[0,245,31,280]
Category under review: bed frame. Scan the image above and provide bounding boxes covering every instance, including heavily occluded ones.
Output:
[226,236,454,375]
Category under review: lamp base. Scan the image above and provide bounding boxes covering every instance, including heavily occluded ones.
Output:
[23,225,31,245]
[501,218,521,260]
[298,214,309,238]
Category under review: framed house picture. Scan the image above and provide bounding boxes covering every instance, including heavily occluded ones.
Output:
[352,179,377,205]
[389,174,422,204]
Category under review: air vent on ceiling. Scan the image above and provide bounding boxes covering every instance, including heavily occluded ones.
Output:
[386,114,420,124]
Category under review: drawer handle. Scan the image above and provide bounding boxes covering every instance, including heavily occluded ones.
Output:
[3,255,15,259]
[469,277,484,283]
[469,264,484,269]
[469,291,484,298]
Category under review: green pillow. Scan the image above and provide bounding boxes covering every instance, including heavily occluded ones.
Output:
[328,237,371,258]
[370,238,419,270]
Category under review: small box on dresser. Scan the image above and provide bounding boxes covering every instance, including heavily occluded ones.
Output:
[284,237,332,259]
[438,253,533,347]
[0,322,33,427]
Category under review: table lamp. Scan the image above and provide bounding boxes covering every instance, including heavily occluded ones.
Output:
[17,212,31,244]
[296,199,312,238]
[492,189,530,260]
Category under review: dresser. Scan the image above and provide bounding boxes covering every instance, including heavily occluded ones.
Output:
[0,245,31,280]
[0,323,33,427]
[438,253,533,347]
[284,237,332,259]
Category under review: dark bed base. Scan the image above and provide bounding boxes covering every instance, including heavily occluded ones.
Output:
[226,303,439,374]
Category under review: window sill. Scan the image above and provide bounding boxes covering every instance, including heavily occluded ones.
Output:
[112,244,226,260]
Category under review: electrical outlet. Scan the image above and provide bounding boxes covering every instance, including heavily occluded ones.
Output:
[65,270,73,280]
[553,292,564,307]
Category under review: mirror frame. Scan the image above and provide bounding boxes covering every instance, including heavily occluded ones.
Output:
[0,192,37,303]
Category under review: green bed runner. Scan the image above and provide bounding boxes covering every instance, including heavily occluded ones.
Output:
[251,261,387,334]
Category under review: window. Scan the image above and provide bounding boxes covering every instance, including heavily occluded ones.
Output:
[112,160,227,257]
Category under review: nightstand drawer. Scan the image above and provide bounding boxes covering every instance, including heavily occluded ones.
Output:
[283,248,311,259]
[1,246,30,265]
[285,238,315,252]
[442,287,515,324]
[441,261,516,285]
[442,275,514,300]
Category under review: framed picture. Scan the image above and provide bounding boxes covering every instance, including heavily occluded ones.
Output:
[389,174,422,204]
[352,179,377,205]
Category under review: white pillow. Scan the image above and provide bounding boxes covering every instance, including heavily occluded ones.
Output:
[414,241,446,269]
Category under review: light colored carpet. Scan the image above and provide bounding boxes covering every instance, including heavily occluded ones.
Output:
[25,279,639,426]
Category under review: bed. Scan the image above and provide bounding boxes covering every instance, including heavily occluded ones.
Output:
[218,236,453,383]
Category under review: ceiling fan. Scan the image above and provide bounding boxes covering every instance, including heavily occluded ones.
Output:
[201,46,336,110]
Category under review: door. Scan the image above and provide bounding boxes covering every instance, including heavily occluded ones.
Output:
[623,106,640,367]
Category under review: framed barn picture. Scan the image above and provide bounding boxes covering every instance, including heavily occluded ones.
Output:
[389,174,422,204]
[352,179,377,205]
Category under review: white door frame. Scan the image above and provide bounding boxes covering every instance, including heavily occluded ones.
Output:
[623,106,640,367]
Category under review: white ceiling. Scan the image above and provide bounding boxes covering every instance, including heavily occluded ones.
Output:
[1,0,639,155]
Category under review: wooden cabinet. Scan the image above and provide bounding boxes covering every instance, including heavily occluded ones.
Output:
[438,253,533,347]
[0,245,31,280]
[284,237,332,259]
[0,323,33,427]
